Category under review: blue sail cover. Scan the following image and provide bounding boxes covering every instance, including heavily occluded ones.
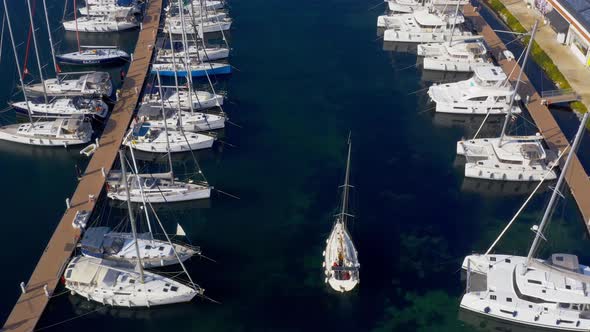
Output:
[118,0,134,6]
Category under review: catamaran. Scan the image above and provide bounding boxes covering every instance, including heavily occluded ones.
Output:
[428,66,521,115]
[455,22,558,182]
[380,8,473,43]
[57,47,130,66]
[386,0,468,13]
[460,112,590,331]
[418,39,493,72]
[323,136,360,293]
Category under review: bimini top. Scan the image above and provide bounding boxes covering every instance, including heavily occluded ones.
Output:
[413,9,447,26]
[474,66,507,82]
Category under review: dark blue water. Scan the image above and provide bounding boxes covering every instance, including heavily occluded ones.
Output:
[0,0,589,331]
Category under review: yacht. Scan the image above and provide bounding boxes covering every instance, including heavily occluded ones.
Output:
[12,97,109,119]
[386,0,468,13]
[64,255,201,307]
[156,45,230,62]
[323,136,360,292]
[56,47,130,66]
[457,136,558,181]
[80,227,199,268]
[138,105,225,132]
[63,15,139,32]
[381,9,473,43]
[165,0,224,11]
[106,171,212,203]
[164,17,232,35]
[143,89,224,111]
[152,62,232,78]
[460,114,590,331]
[0,116,92,147]
[428,66,520,115]
[24,72,114,97]
[418,39,493,72]
[125,123,215,153]
[78,2,141,18]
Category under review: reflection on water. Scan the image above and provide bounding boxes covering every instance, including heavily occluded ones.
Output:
[460,177,552,197]
[383,41,418,54]
[458,308,550,332]
[421,69,472,84]
[432,112,504,139]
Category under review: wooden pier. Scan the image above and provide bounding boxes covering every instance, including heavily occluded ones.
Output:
[1,0,163,330]
[464,5,590,230]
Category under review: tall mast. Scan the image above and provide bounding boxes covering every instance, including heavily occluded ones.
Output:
[177,0,196,115]
[448,0,461,46]
[167,28,185,131]
[118,150,145,283]
[499,20,538,146]
[41,0,59,75]
[339,135,352,225]
[127,142,155,242]
[525,112,589,268]
[3,0,34,125]
[156,70,175,183]
[26,0,49,104]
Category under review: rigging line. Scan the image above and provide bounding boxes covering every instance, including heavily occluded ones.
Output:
[484,146,569,255]
[34,306,106,331]
[73,0,80,52]
[61,0,68,22]
[368,0,385,11]
[22,0,37,80]
[472,109,492,139]
[0,12,5,65]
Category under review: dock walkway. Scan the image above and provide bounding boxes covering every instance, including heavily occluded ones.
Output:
[464,5,590,230]
[1,0,163,330]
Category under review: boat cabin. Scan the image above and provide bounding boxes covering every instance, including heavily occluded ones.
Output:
[472,66,507,88]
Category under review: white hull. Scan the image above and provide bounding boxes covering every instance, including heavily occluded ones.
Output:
[157,47,230,62]
[126,129,215,153]
[432,102,520,115]
[323,221,360,292]
[12,99,109,119]
[24,77,113,97]
[63,18,138,32]
[144,91,224,111]
[384,29,474,43]
[423,58,494,72]
[0,121,92,147]
[145,112,226,132]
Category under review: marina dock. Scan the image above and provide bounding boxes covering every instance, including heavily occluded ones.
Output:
[464,5,590,231]
[1,0,163,330]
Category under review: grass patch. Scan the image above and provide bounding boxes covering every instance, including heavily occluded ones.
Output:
[484,0,589,120]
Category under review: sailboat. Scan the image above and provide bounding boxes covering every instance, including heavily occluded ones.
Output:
[65,151,203,307]
[57,46,130,66]
[78,0,141,18]
[24,72,113,98]
[0,0,93,147]
[460,112,590,330]
[456,22,558,182]
[323,136,360,292]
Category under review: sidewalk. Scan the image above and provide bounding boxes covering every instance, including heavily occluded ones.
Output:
[498,0,590,112]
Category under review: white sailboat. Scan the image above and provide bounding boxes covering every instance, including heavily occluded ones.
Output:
[165,0,224,12]
[164,16,232,35]
[138,104,226,132]
[460,112,590,331]
[78,1,141,18]
[418,39,493,72]
[142,89,224,112]
[455,22,558,182]
[63,15,139,33]
[12,97,109,119]
[323,136,360,293]
[428,66,521,115]
[24,72,114,98]
[65,150,204,307]
[124,120,215,153]
[0,0,93,148]
[157,45,230,62]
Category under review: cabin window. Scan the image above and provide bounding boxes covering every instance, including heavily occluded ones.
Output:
[468,96,487,101]
[159,246,165,251]
[527,280,542,285]
[560,303,570,309]
[66,270,72,278]
[556,256,564,262]
[566,285,572,290]
[171,286,178,292]
[489,257,496,261]
[490,295,497,300]
[507,297,512,302]
[505,258,511,263]
[145,245,152,250]
[163,289,169,292]
[129,279,135,284]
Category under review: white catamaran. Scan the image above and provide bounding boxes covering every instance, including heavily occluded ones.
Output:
[460,112,590,331]
[323,136,360,293]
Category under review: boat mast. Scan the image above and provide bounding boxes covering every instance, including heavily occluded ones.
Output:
[339,135,352,226]
[41,0,59,75]
[156,70,176,183]
[177,0,196,115]
[126,142,155,241]
[448,0,461,46]
[167,28,185,131]
[26,0,49,104]
[118,149,145,283]
[499,20,537,146]
[3,0,34,125]
[525,112,589,268]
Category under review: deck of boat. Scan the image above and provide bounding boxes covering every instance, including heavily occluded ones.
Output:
[464,5,590,229]
[1,0,163,330]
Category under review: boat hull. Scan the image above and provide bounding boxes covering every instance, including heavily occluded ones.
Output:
[56,54,130,66]
[153,65,232,78]
[107,187,211,203]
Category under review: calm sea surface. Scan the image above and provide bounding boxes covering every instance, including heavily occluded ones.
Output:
[0,0,589,331]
